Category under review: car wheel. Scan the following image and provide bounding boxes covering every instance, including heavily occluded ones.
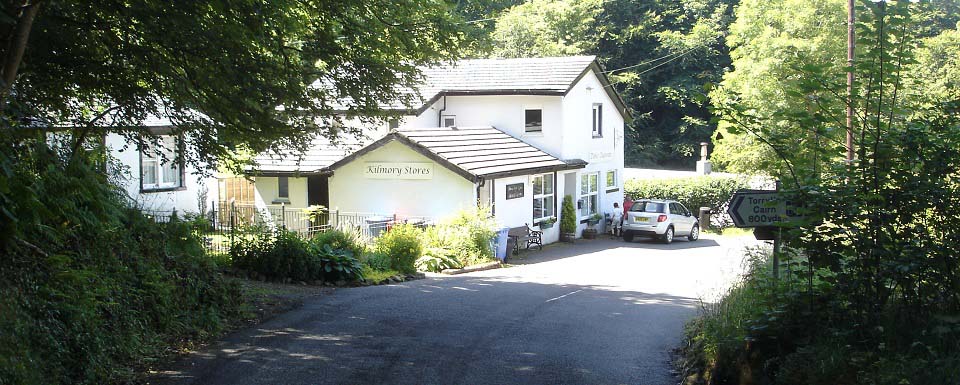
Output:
[662,227,674,244]
[623,231,634,242]
[688,224,700,241]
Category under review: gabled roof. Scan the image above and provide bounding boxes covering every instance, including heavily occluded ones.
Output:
[333,56,631,121]
[326,126,586,182]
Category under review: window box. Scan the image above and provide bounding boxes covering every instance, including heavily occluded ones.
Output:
[537,217,556,229]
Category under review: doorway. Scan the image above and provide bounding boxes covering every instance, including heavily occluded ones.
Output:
[307,175,329,208]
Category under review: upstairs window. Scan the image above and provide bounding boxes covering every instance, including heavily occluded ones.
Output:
[525,109,542,132]
[442,115,456,127]
[592,103,603,138]
[141,135,182,192]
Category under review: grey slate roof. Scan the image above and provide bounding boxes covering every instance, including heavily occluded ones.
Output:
[326,126,586,181]
[328,55,629,120]
[417,56,596,96]
[253,56,625,174]
[248,135,367,175]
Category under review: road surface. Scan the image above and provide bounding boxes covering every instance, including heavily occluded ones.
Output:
[153,235,755,385]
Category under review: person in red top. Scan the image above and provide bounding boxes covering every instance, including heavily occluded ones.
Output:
[623,196,633,217]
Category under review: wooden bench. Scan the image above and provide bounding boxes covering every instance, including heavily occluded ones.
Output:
[507,225,542,255]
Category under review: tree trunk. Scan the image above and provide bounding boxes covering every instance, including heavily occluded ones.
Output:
[0,1,41,113]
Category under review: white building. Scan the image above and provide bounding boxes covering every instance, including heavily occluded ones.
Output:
[104,118,217,216]
[246,55,630,240]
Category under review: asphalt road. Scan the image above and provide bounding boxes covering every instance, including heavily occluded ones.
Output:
[153,235,754,385]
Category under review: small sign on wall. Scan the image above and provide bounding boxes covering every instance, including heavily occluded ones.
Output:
[506,183,524,199]
[588,151,614,162]
[364,162,434,179]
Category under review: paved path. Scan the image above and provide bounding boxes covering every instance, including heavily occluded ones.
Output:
[153,235,755,385]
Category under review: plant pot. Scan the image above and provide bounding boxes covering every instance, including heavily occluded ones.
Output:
[560,232,576,243]
[582,228,598,239]
[539,221,555,229]
[586,219,600,226]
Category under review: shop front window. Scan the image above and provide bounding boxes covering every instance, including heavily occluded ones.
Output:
[532,173,554,222]
[580,172,599,217]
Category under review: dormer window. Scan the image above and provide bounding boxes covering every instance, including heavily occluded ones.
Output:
[525,108,542,132]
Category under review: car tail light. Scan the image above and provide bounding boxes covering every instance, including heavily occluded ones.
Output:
[657,215,668,222]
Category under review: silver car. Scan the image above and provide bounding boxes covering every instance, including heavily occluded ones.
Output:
[622,199,700,244]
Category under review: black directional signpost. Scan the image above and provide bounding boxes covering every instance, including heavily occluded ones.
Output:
[727,190,804,229]
[727,185,804,279]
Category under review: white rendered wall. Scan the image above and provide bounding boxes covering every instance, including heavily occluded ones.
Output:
[252,176,309,209]
[560,70,626,236]
[106,133,217,215]
[328,140,475,219]
[428,95,564,157]
[491,173,561,245]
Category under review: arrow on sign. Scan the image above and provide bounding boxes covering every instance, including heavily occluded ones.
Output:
[727,190,803,228]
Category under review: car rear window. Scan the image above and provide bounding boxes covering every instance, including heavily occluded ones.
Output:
[630,201,666,213]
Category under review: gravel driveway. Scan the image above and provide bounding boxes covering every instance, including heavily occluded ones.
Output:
[152,235,755,385]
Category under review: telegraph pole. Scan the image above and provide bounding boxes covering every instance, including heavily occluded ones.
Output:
[846,0,855,161]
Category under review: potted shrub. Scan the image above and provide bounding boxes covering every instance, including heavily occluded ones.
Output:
[560,195,577,242]
[538,216,557,229]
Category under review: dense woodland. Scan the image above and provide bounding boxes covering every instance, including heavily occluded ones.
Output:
[455,0,737,168]
[1,1,960,384]
[455,0,960,171]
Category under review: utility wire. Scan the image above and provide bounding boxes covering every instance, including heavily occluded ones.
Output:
[603,45,700,75]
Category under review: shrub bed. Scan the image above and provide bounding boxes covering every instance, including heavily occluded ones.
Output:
[420,207,498,269]
[0,148,242,385]
[230,229,365,283]
[373,223,422,274]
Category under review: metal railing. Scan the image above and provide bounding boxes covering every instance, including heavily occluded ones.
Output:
[145,202,434,256]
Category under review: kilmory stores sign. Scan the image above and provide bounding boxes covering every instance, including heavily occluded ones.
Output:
[363,162,434,180]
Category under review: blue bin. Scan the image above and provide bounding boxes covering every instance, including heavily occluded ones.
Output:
[493,227,510,261]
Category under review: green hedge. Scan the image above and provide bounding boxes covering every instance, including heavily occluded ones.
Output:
[624,176,748,227]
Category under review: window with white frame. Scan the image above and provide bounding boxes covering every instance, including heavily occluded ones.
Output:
[141,135,182,191]
[277,176,290,201]
[524,108,542,132]
[442,115,456,127]
[580,172,599,217]
[606,170,618,192]
[592,103,603,138]
[532,173,555,222]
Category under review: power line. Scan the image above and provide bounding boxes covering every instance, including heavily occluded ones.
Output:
[602,45,700,75]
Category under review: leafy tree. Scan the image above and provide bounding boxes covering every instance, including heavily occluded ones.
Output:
[710,0,960,175]
[685,1,960,382]
[709,0,848,175]
[490,0,603,58]
[594,0,735,168]
[1,0,474,170]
